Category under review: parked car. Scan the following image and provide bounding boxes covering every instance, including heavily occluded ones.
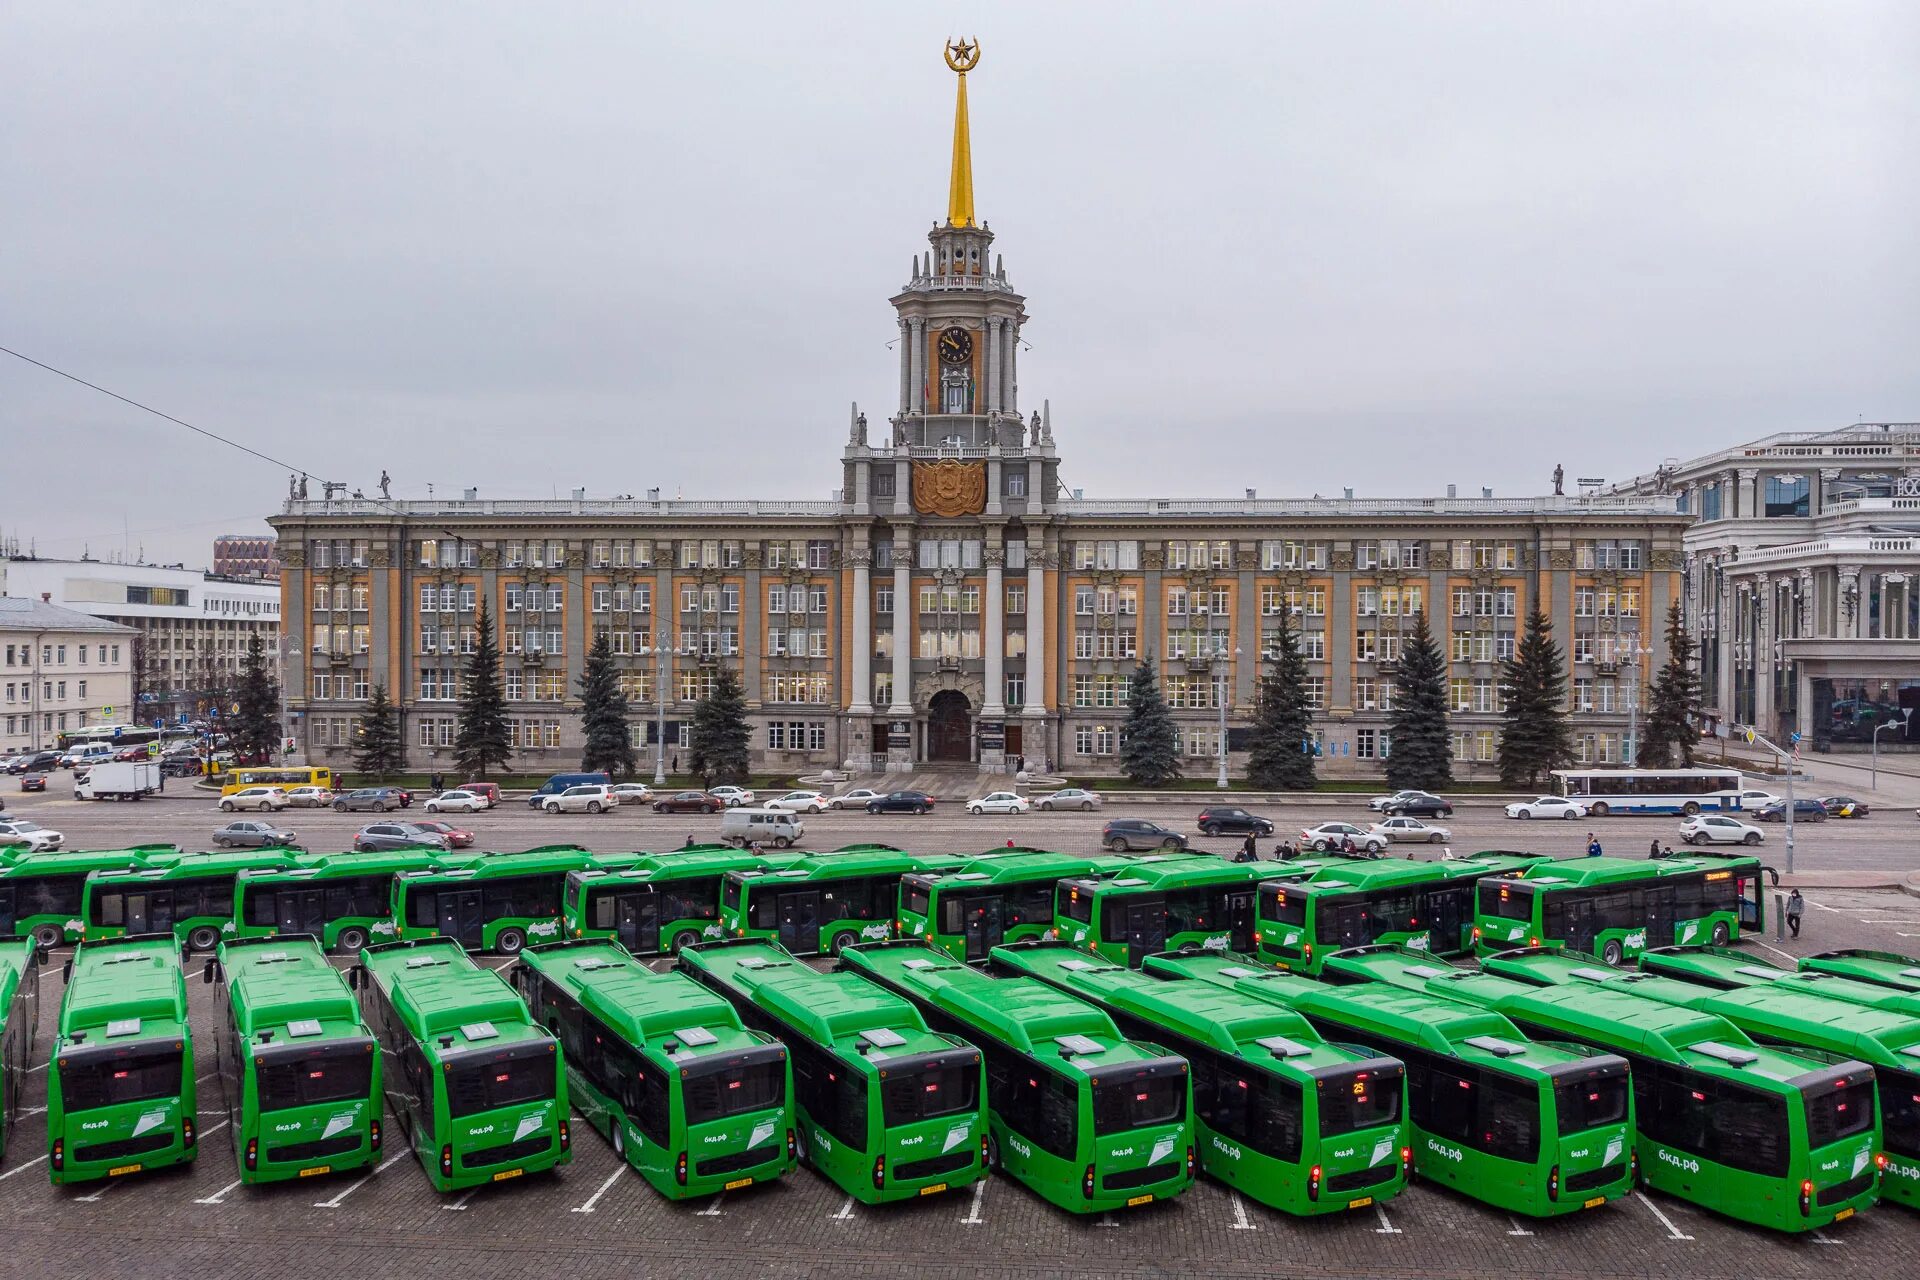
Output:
[425,789,490,814]
[409,819,475,848]
[763,790,829,814]
[527,772,611,809]
[1101,818,1188,852]
[828,788,885,810]
[967,791,1030,816]
[1754,798,1827,823]
[1504,795,1590,820]
[655,790,723,814]
[719,808,805,848]
[334,787,410,813]
[1035,788,1102,812]
[283,786,336,808]
[1367,790,1423,813]
[213,820,299,849]
[1680,814,1764,846]
[1380,791,1453,818]
[0,819,62,852]
[1818,795,1870,818]
[609,783,656,806]
[1368,817,1451,844]
[457,782,501,807]
[111,745,151,762]
[708,786,756,808]
[19,772,47,793]
[5,751,60,774]
[544,784,615,814]
[1301,821,1384,853]
[1731,789,1782,812]
[354,822,451,853]
[867,790,937,815]
[220,786,289,813]
[1196,806,1275,837]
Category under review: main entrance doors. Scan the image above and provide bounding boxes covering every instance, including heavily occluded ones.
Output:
[928,690,973,762]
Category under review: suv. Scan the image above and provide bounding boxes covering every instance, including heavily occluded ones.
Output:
[1196,806,1275,837]
[6,751,61,775]
[0,819,62,852]
[543,784,614,814]
[334,787,410,813]
[220,786,289,813]
[1102,819,1188,852]
[354,822,451,852]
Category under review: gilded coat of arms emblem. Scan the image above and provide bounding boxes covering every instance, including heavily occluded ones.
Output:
[912,460,987,517]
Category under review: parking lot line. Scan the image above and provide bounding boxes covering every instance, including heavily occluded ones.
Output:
[1810,1229,1843,1246]
[0,1152,49,1180]
[1633,1191,1693,1241]
[1096,1211,1118,1228]
[1749,939,1796,964]
[960,1177,986,1224]
[1229,1191,1255,1230]
[832,1195,856,1220]
[313,1152,405,1208]
[696,1191,726,1216]
[76,1178,124,1203]
[1505,1215,1534,1237]
[193,1177,243,1205]
[571,1166,626,1214]
[442,1185,482,1211]
[1371,1201,1401,1235]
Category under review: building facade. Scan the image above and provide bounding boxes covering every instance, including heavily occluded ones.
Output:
[213,533,280,581]
[0,597,137,753]
[1616,423,1920,753]
[270,45,1688,778]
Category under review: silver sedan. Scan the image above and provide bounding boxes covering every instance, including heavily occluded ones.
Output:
[1367,816,1452,845]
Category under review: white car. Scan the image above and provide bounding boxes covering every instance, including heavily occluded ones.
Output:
[1732,789,1783,813]
[609,783,656,806]
[829,788,885,810]
[1504,796,1591,820]
[283,786,336,808]
[220,786,289,813]
[968,791,1030,816]
[764,790,829,814]
[425,789,490,814]
[1035,788,1102,812]
[543,784,615,814]
[708,786,756,808]
[0,819,63,852]
[1300,822,1384,853]
[1368,817,1450,844]
[1680,814,1765,846]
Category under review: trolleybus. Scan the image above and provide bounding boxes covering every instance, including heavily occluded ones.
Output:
[1473,851,1771,964]
[719,848,974,956]
[393,846,608,954]
[234,852,468,954]
[1551,768,1744,816]
[564,848,801,955]
[900,850,1137,963]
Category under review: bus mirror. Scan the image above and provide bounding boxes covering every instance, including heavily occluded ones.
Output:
[347,965,363,990]
[62,959,72,983]
[34,946,50,968]
[202,959,216,984]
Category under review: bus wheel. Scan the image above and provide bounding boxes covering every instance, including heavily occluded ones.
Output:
[1589,802,1609,817]
[612,1125,626,1161]
[31,925,61,949]
[829,932,854,956]
[1600,940,1624,967]
[336,927,368,954]
[1682,802,1700,816]
[188,926,221,954]
[669,931,698,955]
[1710,922,1730,946]
[496,928,526,956]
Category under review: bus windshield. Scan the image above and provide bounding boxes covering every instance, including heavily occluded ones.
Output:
[1259,885,1305,928]
[446,1046,556,1118]
[902,881,931,920]
[1806,1078,1876,1148]
[682,1051,786,1126]
[256,1042,375,1112]
[880,1051,980,1126]
[1091,1060,1188,1135]
[1555,1072,1630,1135]
[59,1044,184,1111]
[1316,1064,1404,1137]
[1478,881,1533,921]
[1881,1067,1920,1156]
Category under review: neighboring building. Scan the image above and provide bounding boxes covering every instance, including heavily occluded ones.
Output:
[0,556,283,726]
[269,44,1687,778]
[0,596,137,754]
[1616,422,1920,752]
[213,533,280,581]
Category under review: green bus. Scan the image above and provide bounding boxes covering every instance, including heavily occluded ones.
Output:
[1801,949,1920,993]
[84,849,301,954]
[1254,852,1553,975]
[0,938,44,1160]
[48,934,198,1184]
[1473,851,1773,965]
[1643,944,1920,1018]
[1329,944,1879,1231]
[1146,950,1634,1217]
[992,940,1410,1214]
[393,846,615,954]
[0,845,173,947]
[837,940,1195,1214]
[719,848,975,956]
[678,939,988,1203]
[900,850,1138,963]
[1488,946,1916,1208]
[234,852,471,954]
[352,936,571,1190]
[204,934,382,1183]
[514,939,797,1199]
[564,848,802,955]
[1053,855,1266,967]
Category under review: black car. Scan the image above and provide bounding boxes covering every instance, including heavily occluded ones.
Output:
[866,790,937,814]
[1754,798,1827,823]
[1818,795,1870,818]
[334,786,410,813]
[1382,791,1453,818]
[5,751,60,775]
[212,820,300,849]
[1102,819,1189,852]
[1195,806,1275,837]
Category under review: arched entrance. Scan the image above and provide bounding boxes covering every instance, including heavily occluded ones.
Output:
[927,690,973,762]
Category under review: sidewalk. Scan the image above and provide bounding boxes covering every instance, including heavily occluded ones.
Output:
[1778,868,1920,896]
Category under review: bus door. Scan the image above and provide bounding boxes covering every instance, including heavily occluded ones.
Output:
[1736,872,1762,928]
[1554,894,1597,955]
[776,890,822,953]
[1422,885,1469,954]
[1321,899,1372,951]
[963,894,1005,962]
[125,890,172,937]
[1224,888,1256,952]
[1642,886,1674,949]
[1119,895,1169,966]
[613,890,661,954]
[276,887,330,939]
[437,889,488,948]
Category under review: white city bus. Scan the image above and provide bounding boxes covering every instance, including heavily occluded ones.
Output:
[1551,768,1743,816]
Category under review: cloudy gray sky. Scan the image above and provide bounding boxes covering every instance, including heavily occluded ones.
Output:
[5,2,1915,567]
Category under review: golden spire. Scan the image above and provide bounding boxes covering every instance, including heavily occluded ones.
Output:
[944,38,980,228]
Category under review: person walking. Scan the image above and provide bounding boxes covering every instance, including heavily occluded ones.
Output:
[1240,832,1258,863]
[1586,833,1603,857]
[431,771,444,793]
[1786,888,1805,938]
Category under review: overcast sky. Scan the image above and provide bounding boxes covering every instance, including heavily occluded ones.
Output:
[5,2,1916,567]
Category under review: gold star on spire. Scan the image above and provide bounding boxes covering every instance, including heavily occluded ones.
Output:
[944,38,980,227]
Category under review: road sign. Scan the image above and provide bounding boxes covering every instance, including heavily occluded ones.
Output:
[102,705,115,718]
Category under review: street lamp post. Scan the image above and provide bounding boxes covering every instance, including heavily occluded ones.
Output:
[1872,718,1902,791]
[1624,640,1654,766]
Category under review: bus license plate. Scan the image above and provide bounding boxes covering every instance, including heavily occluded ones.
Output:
[724,1177,754,1191]
[1583,1196,1606,1209]
[1347,1196,1373,1210]
[492,1168,523,1182]
[918,1183,948,1196]
[299,1165,332,1178]
[1834,1208,1854,1221]
[1126,1194,1153,1207]
[108,1164,141,1177]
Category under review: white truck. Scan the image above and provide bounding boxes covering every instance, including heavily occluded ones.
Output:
[75,761,164,801]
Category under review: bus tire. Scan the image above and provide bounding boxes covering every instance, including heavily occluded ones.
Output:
[31,924,61,949]
[1682,802,1700,816]
[1600,939,1624,967]
[828,932,854,956]
[1589,802,1609,817]
[1710,922,1730,946]
[188,925,221,954]
[1108,837,1128,852]
[669,931,699,955]
[496,928,526,956]
[612,1125,626,1162]
[1743,832,1762,846]
[336,927,368,954]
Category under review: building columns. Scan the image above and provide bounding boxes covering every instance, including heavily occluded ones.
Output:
[983,549,1006,719]
[1024,544,1047,766]
[984,317,1000,416]
[849,554,874,715]
[909,319,926,415]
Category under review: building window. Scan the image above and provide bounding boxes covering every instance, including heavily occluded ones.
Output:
[873,470,896,498]
[1764,475,1810,518]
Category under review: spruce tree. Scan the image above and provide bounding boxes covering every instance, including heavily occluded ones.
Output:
[688,667,751,787]
[577,631,637,777]
[231,630,282,761]
[1498,608,1574,788]
[1119,660,1183,787]
[1247,612,1316,789]
[1638,602,1702,769]
[353,682,405,780]
[454,598,513,779]
[1386,610,1452,790]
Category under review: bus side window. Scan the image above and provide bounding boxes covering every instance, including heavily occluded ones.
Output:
[408,889,438,928]
[1009,883,1052,926]
[631,1055,670,1148]
[351,876,386,917]
[402,1043,435,1141]
[1035,1068,1078,1159]
[590,893,615,930]
[244,890,277,927]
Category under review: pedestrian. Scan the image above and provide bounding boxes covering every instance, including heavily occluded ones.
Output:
[681,833,696,849]
[1240,832,1258,863]
[1786,888,1804,938]
[1586,833,1603,858]
[1274,840,1295,861]
[1005,838,1015,849]
[1648,837,1661,859]
[671,753,679,774]
[431,771,444,793]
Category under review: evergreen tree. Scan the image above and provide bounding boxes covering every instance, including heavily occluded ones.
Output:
[688,667,751,787]
[454,598,513,779]
[1120,660,1183,787]
[1386,610,1453,790]
[1638,602,1702,769]
[1247,612,1316,789]
[1498,608,1575,788]
[577,631,637,777]
[353,682,405,780]
[230,630,282,761]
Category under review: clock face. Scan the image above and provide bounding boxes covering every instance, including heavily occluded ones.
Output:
[938,326,973,365]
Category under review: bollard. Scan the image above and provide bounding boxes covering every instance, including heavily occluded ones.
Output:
[1776,893,1787,942]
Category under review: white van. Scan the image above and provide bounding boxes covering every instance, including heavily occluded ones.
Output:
[719,808,805,849]
[61,743,117,769]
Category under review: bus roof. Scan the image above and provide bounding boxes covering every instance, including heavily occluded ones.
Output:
[1504,853,1760,889]
[0,847,159,880]
[518,940,766,1063]
[1062,854,1261,894]
[907,851,1137,891]
[91,849,299,884]
[60,935,189,1043]
[359,938,546,1057]
[394,847,606,885]
[217,935,365,1044]
[569,849,801,890]
[1271,851,1553,896]
[237,851,471,886]
[0,938,33,1019]
[725,848,961,884]
[1801,949,1920,993]
[1640,946,1920,1018]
